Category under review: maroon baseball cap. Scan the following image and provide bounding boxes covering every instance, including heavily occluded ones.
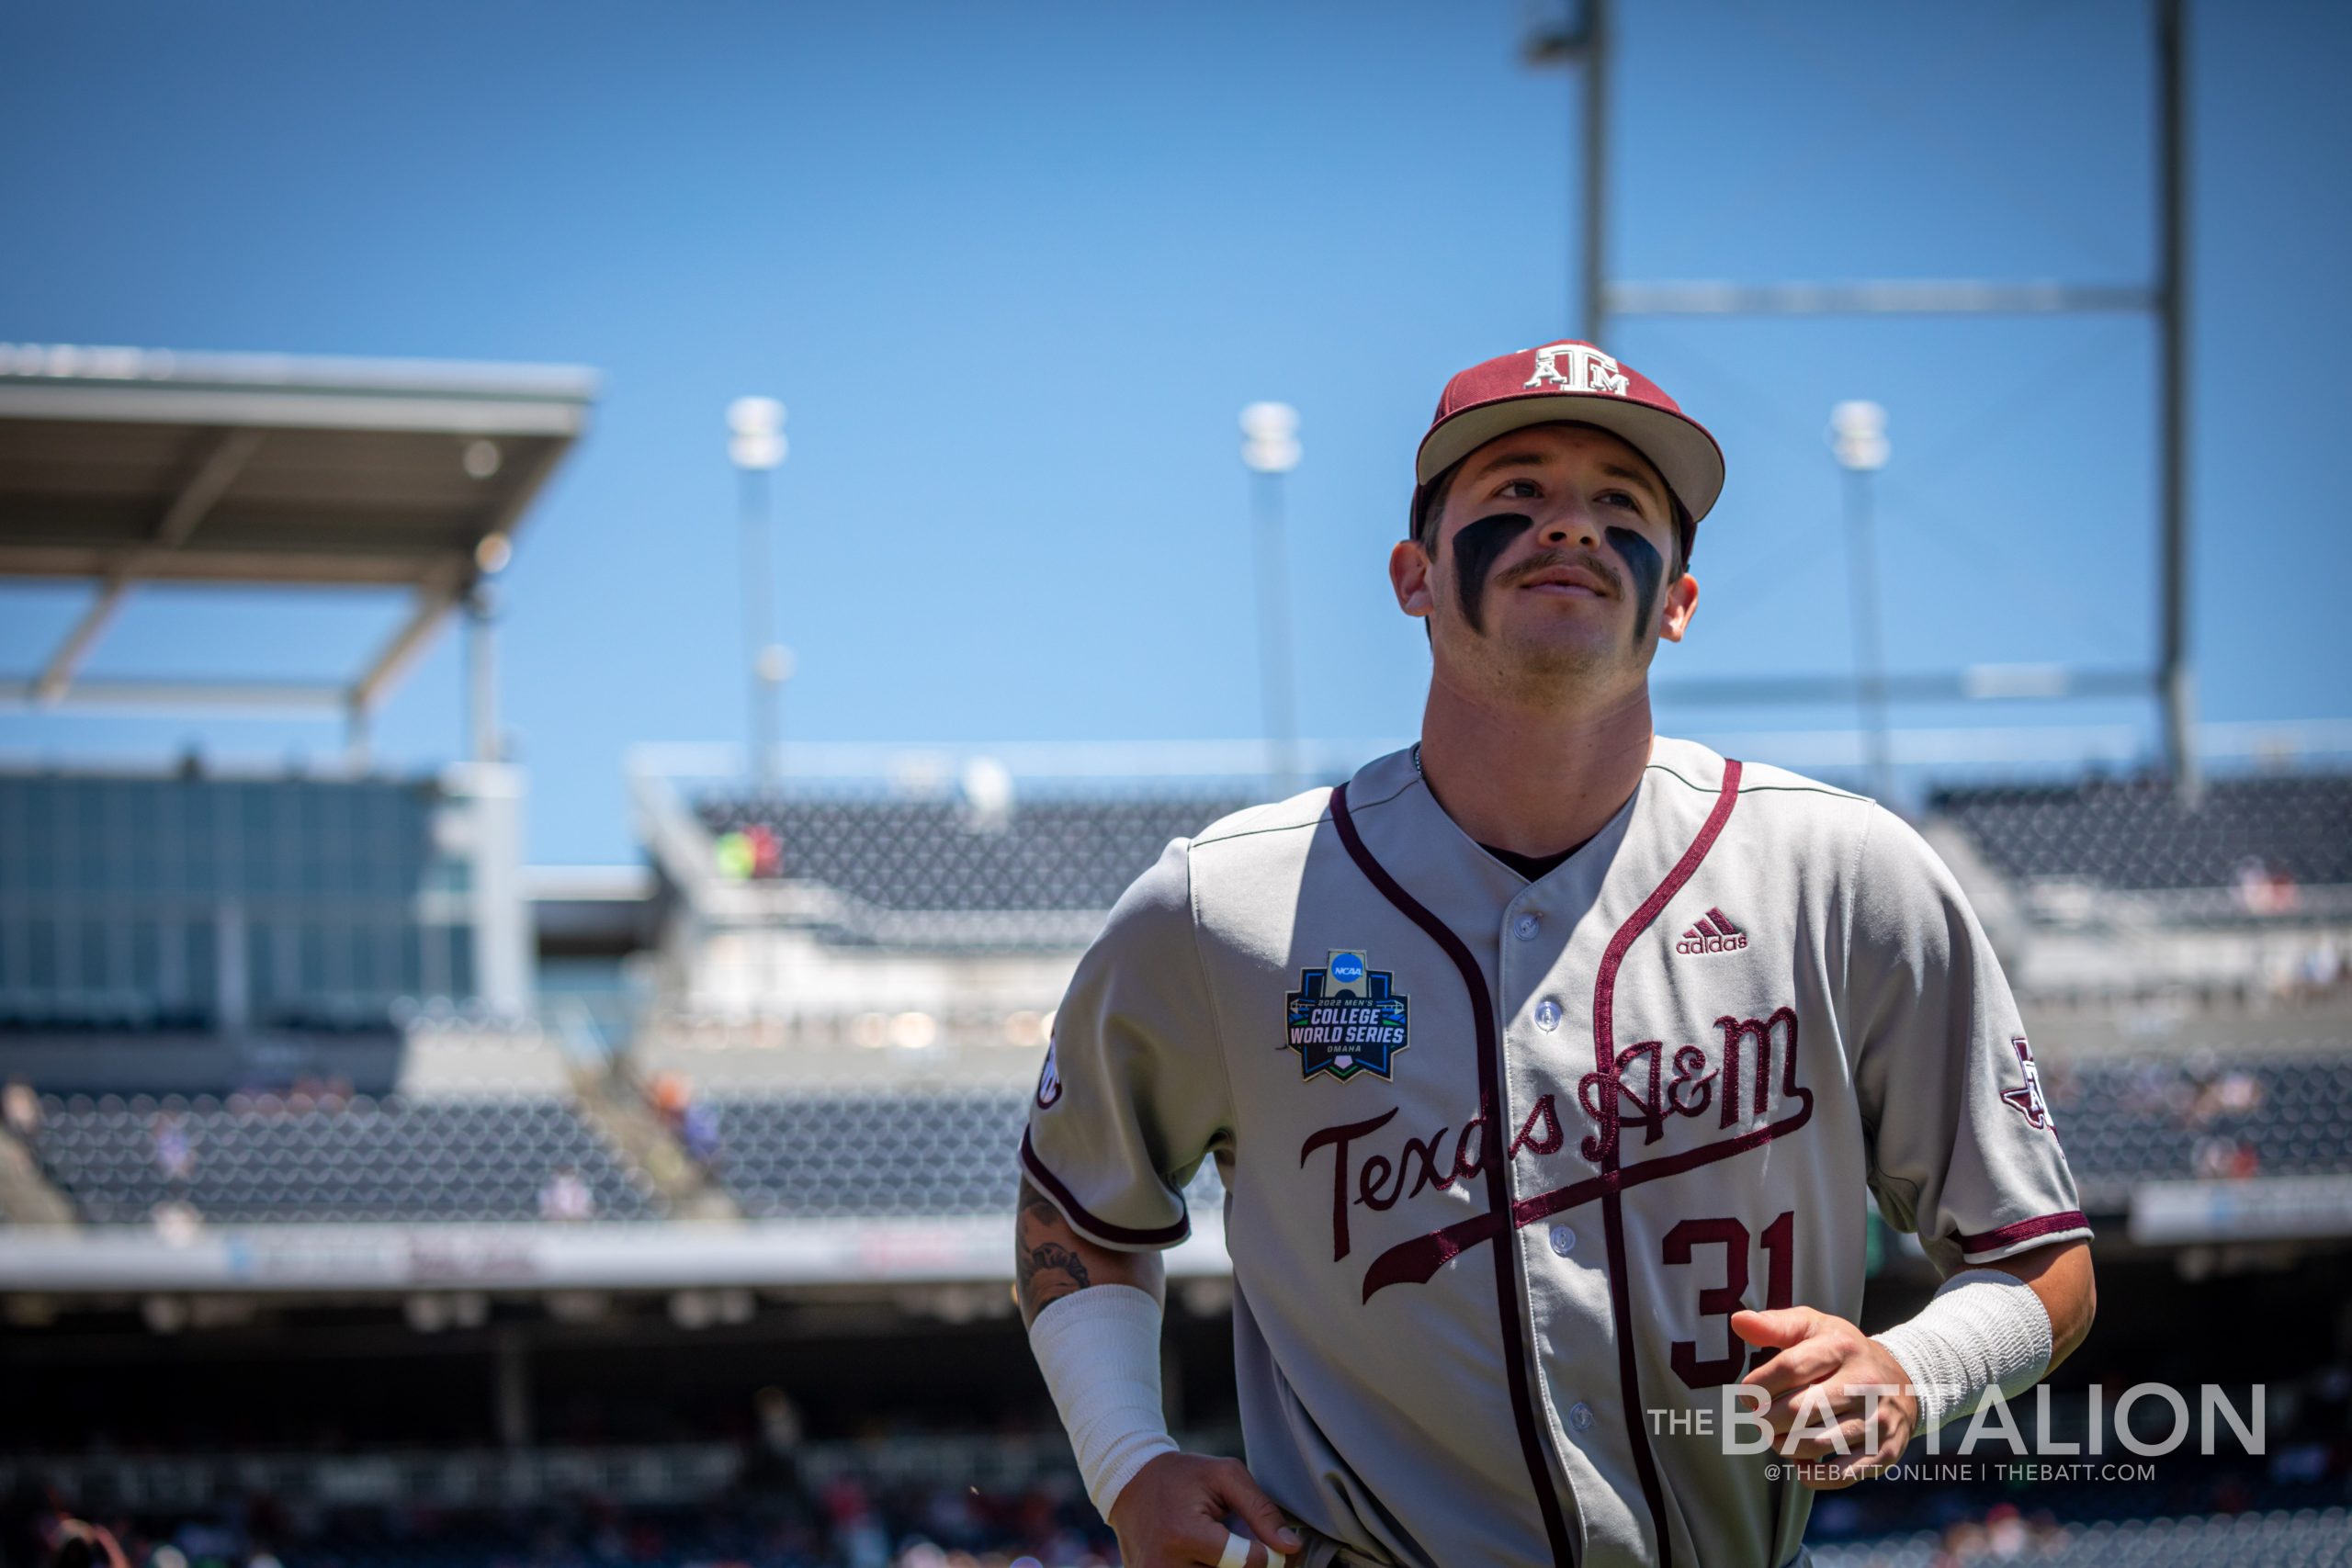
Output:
[1415,339,1725,525]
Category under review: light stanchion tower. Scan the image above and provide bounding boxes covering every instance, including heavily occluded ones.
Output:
[1240,401,1303,797]
[462,529,514,767]
[1828,400,1895,803]
[1528,0,2199,797]
[728,397,790,793]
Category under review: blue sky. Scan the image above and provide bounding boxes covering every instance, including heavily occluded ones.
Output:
[2,0,2346,863]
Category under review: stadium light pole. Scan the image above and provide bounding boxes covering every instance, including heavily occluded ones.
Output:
[465,582,499,764]
[728,398,788,794]
[1520,0,1611,340]
[2156,0,2199,807]
[456,529,514,770]
[1829,400,1896,804]
[1241,402,1303,796]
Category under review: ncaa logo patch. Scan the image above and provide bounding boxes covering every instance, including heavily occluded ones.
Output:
[1285,948,1409,1082]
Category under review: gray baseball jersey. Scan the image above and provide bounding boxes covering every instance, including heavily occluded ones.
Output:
[1020,739,2089,1568]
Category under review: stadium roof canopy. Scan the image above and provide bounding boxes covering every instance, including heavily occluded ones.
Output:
[0,342,596,728]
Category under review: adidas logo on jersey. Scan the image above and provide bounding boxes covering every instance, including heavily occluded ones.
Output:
[1674,908,1747,955]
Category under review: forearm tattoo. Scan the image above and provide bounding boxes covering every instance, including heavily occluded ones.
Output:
[1017,1179,1093,1316]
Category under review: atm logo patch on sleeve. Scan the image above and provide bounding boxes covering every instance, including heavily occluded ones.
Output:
[1999,1035,2055,1134]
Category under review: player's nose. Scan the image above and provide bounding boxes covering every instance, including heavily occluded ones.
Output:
[1537,500,1600,547]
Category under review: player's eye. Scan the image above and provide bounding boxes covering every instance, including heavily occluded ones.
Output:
[1498,478,1542,499]
[1597,489,1644,512]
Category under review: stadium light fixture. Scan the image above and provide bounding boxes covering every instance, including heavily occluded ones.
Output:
[1240,402,1302,795]
[1239,400,1302,474]
[1827,401,1894,802]
[726,396,787,470]
[962,755,1014,831]
[1827,399,1890,472]
[729,396,788,790]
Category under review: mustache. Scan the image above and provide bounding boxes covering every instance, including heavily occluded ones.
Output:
[1498,547,1624,596]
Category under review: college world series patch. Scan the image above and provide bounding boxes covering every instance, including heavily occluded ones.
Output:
[1285,949,1408,1082]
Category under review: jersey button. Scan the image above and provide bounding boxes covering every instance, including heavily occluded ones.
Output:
[1548,1224,1577,1257]
[1514,913,1542,941]
[1569,1401,1596,1432]
[1535,999,1561,1032]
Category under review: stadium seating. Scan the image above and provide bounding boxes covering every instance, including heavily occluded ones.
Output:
[2041,1052,2352,1208]
[698,1087,1223,1221]
[38,1043,2347,1235]
[1930,773,2352,894]
[27,1091,663,1224]
[36,1032,2293,1234]
[7,1483,2340,1568]
[660,1047,2352,1224]
[695,794,1259,911]
[1810,1506,2352,1567]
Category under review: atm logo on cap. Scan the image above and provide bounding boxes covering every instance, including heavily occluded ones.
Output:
[1524,342,1630,397]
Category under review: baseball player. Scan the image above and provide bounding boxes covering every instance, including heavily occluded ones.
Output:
[1014,340,2097,1568]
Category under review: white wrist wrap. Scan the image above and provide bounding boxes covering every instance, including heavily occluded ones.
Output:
[1871,1267,2054,1436]
[1027,1284,1179,1518]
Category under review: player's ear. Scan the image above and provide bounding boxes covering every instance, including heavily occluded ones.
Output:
[1391,537,1433,618]
[1657,571,1699,643]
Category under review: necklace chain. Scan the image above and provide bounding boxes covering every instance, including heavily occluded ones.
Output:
[1411,741,1423,779]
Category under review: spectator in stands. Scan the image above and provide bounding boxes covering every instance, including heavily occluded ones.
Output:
[288,1075,353,1108]
[2234,855,2301,917]
[1980,1501,2029,1557]
[2212,1070,2263,1117]
[3,1077,37,1140]
[151,1114,194,1182]
[43,1519,129,1568]
[2186,1067,2265,1131]
[735,1387,817,1541]
[681,1099,721,1165]
[537,1164,595,1222]
[2193,1135,2261,1180]
[1,1478,61,1568]
[2302,935,2345,998]
[650,1071,693,1134]
[150,1198,203,1243]
[821,1476,888,1568]
[2122,1058,2181,1121]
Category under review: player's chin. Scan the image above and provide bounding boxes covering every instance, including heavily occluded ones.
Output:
[1494,610,1623,660]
